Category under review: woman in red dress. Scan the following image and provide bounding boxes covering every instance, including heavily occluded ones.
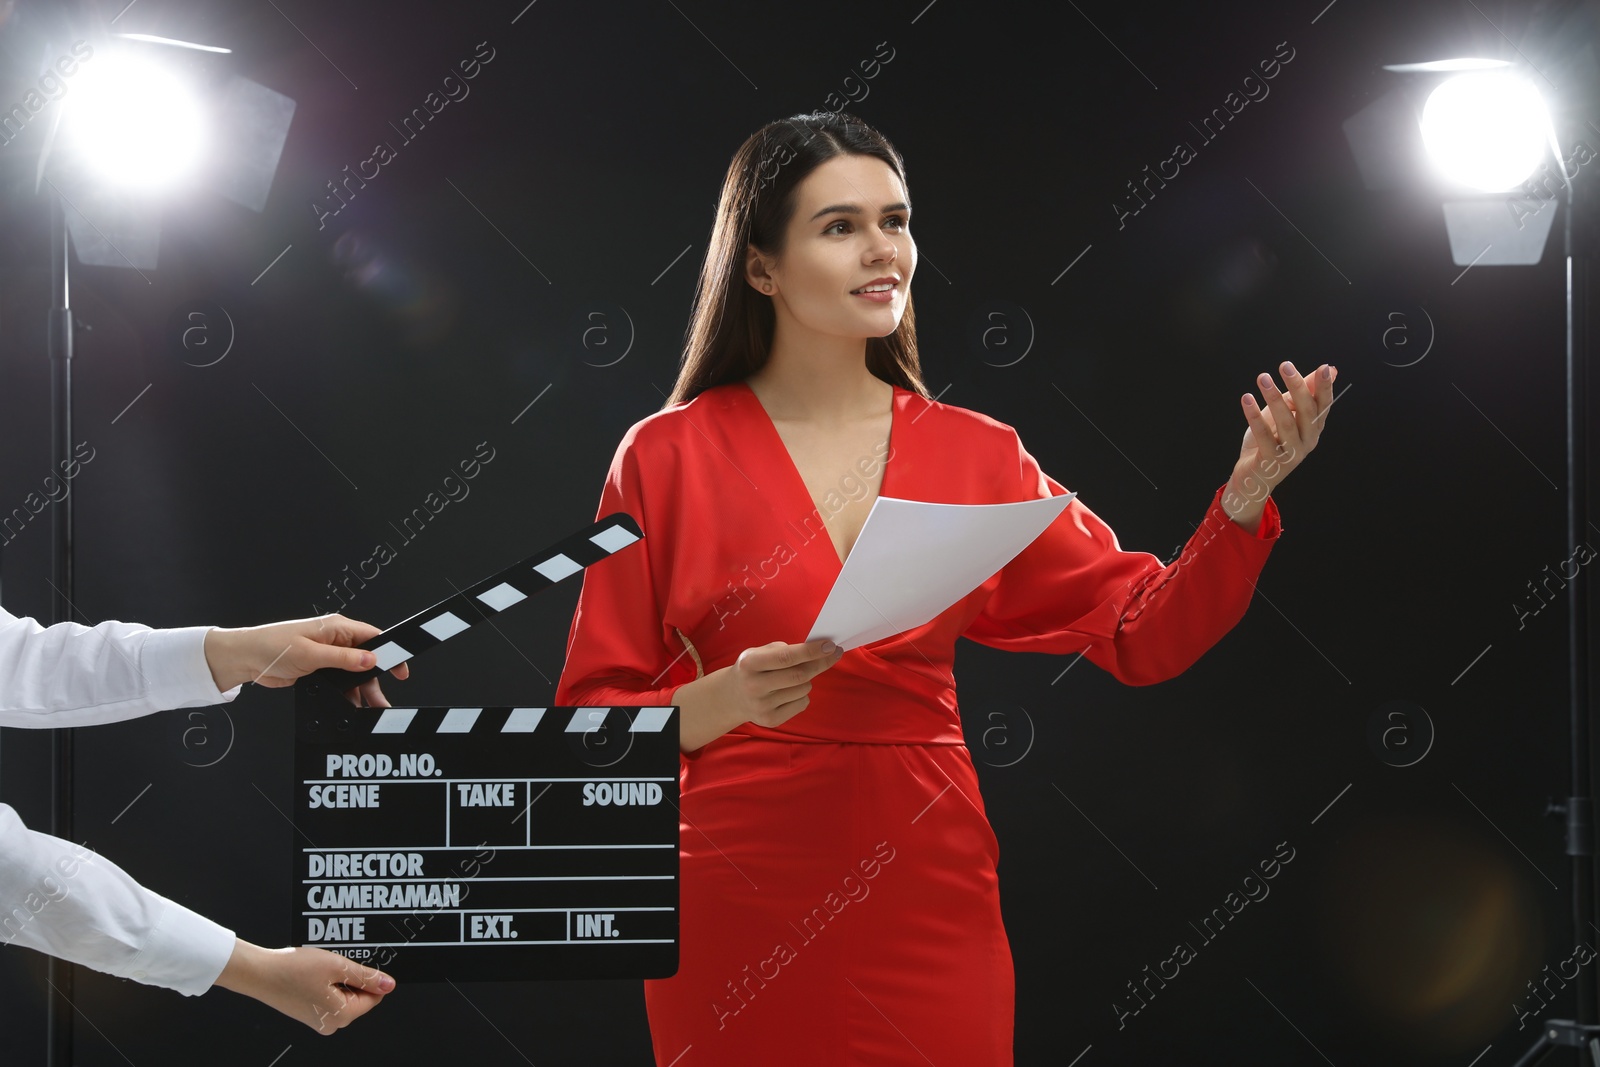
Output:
[553,111,1335,1065]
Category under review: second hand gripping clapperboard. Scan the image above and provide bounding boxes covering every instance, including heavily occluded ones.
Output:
[292,514,679,981]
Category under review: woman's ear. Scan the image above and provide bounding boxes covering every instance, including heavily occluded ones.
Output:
[745,245,775,294]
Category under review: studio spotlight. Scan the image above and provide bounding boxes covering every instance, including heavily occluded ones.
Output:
[1418,72,1554,192]
[62,50,207,191]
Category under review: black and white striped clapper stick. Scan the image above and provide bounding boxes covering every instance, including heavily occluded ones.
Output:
[298,512,644,699]
[291,512,680,982]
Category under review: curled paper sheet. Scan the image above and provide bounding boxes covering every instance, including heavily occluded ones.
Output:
[806,492,1076,650]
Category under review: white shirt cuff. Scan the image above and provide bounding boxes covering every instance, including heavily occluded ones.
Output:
[139,626,241,708]
[124,894,236,996]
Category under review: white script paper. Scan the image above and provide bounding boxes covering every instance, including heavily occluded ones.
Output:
[805,492,1077,650]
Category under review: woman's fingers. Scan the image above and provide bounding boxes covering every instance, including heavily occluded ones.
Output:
[793,643,843,678]
[1311,364,1339,425]
[741,639,838,676]
[740,639,825,672]
[1278,362,1320,447]
[769,690,813,718]
[748,688,813,729]
[733,639,842,719]
[1256,371,1300,452]
[1242,391,1281,460]
[766,678,814,708]
[764,646,842,692]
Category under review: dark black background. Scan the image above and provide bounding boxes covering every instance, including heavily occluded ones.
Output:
[0,0,1597,1063]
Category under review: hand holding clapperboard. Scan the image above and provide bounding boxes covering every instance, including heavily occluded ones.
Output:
[293,514,679,982]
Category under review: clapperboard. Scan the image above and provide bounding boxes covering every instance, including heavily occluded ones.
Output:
[292,514,680,981]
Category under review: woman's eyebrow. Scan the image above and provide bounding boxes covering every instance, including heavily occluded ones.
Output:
[807,201,911,222]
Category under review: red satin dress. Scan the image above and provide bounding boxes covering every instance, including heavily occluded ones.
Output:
[553,380,1281,1065]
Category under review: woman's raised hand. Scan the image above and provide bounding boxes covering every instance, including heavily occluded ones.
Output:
[1224,360,1337,526]
[1237,360,1335,491]
[674,638,844,752]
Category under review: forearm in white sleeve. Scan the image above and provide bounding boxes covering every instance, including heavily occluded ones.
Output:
[0,804,235,996]
[0,605,241,728]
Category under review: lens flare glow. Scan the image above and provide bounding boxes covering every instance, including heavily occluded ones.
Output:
[1419,73,1551,192]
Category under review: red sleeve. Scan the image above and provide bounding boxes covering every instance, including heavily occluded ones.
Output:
[553,427,698,708]
[960,429,1281,686]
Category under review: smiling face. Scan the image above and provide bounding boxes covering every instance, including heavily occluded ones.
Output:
[746,153,916,340]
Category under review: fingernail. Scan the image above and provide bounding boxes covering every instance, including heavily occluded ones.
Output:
[821,640,837,654]
[360,652,375,668]
[378,975,395,991]
[1281,361,1297,377]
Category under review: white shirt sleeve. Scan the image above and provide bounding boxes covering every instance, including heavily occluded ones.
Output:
[0,604,242,727]
[0,804,235,996]
[0,602,244,994]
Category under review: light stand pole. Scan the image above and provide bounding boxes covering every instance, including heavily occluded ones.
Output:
[1511,147,1600,1067]
[1559,155,1595,1029]
[45,181,76,1067]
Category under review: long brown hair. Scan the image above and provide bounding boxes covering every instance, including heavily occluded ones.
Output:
[661,111,930,410]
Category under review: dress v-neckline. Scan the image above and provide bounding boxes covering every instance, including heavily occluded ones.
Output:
[736,379,899,570]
